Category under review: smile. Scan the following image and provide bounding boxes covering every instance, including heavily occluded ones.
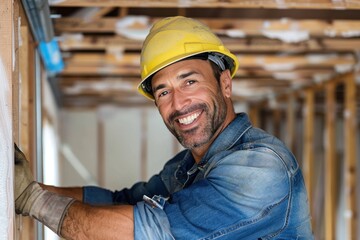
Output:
[178,111,201,125]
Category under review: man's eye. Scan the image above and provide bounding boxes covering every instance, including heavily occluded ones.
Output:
[159,90,169,98]
[186,80,196,85]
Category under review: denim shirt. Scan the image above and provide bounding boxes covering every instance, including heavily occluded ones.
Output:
[83,113,313,239]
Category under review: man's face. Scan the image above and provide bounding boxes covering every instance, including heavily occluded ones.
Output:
[151,59,231,150]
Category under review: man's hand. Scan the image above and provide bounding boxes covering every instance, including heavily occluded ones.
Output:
[14,143,75,236]
[14,143,34,203]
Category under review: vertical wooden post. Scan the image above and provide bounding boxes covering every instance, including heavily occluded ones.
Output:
[97,119,105,187]
[286,94,295,152]
[12,1,20,145]
[325,81,336,240]
[248,104,260,128]
[140,108,148,181]
[0,0,14,239]
[343,73,357,240]
[273,107,282,139]
[20,26,30,154]
[303,89,315,227]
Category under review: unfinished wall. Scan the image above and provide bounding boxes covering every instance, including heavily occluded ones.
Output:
[58,106,180,191]
[249,72,359,240]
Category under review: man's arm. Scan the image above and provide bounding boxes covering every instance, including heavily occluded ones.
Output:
[15,144,135,239]
[61,201,134,240]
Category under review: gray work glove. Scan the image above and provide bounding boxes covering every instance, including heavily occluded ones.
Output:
[14,143,35,209]
[14,143,76,236]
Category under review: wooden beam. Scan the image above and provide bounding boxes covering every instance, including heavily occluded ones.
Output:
[54,17,360,38]
[303,88,315,228]
[49,0,360,9]
[60,52,355,76]
[324,80,336,240]
[59,34,360,53]
[343,72,358,240]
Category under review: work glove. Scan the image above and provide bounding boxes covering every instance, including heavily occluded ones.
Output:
[14,143,35,209]
[14,143,76,236]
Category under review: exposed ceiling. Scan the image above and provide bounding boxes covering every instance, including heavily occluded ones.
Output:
[48,0,360,108]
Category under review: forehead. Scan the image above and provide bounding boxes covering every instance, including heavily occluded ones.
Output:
[152,59,212,82]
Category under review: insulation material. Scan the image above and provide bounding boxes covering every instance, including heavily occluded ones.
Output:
[261,19,310,43]
[63,80,134,95]
[224,29,246,38]
[0,57,14,239]
[262,29,309,43]
[115,16,151,40]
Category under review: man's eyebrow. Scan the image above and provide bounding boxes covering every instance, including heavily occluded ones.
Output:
[153,71,199,93]
[177,71,198,80]
[153,83,166,93]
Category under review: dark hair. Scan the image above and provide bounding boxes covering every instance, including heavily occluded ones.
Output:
[208,60,223,84]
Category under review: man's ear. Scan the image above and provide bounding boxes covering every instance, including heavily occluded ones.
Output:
[220,69,232,98]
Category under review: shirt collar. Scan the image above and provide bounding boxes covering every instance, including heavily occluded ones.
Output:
[198,112,252,167]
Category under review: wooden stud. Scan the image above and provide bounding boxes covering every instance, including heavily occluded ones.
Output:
[248,104,260,128]
[303,89,315,228]
[344,73,357,240]
[324,81,336,240]
[97,119,105,187]
[140,109,148,181]
[12,0,20,144]
[273,107,282,139]
[20,26,30,154]
[285,94,295,152]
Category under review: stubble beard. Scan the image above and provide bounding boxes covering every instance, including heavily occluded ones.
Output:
[166,96,228,150]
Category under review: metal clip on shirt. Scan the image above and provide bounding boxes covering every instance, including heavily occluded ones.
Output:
[143,195,168,210]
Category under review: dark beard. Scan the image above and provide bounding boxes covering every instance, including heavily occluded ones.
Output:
[166,95,227,150]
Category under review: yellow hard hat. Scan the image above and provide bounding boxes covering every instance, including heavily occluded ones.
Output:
[138,16,239,100]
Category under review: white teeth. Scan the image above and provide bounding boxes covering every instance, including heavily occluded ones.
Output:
[178,112,200,125]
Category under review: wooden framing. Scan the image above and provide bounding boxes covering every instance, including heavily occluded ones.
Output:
[285,94,295,152]
[2,0,358,238]
[97,119,105,187]
[344,73,358,239]
[252,72,358,239]
[50,0,360,9]
[248,104,260,128]
[303,89,315,212]
[324,81,336,240]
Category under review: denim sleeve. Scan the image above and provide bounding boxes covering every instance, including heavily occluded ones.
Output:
[83,173,169,205]
[134,201,175,240]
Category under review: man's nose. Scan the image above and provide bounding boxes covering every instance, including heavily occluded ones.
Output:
[171,89,190,111]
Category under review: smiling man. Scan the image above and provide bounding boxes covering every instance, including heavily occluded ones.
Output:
[152,59,234,160]
[15,16,314,239]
